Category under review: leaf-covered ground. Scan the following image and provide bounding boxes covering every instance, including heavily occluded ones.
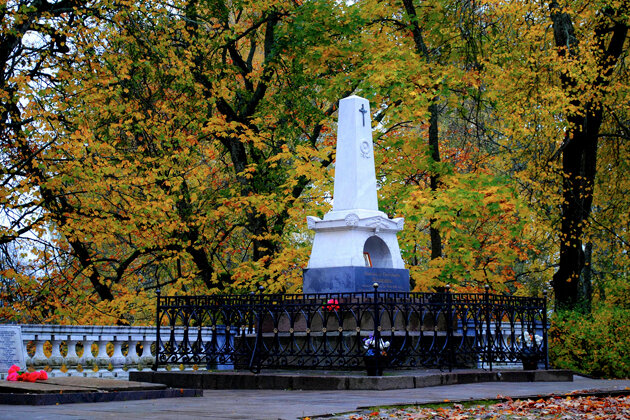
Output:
[321,395,630,419]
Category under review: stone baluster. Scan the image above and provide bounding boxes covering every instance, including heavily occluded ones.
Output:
[140,336,155,369]
[81,335,96,373]
[124,342,136,375]
[31,335,49,369]
[95,335,112,377]
[125,332,142,370]
[49,335,65,376]
[65,334,81,376]
[110,335,127,376]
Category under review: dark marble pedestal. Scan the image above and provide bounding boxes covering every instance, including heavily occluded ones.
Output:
[303,266,410,294]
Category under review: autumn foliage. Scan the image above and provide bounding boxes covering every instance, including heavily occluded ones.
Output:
[335,395,630,419]
[0,0,628,375]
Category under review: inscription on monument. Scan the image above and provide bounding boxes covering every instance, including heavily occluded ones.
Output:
[0,326,26,372]
[363,270,408,291]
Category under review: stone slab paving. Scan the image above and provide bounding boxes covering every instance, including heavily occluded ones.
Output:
[0,377,198,406]
[1,377,167,393]
[2,375,629,419]
[0,381,91,394]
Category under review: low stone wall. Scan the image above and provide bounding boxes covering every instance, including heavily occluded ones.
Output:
[1,324,215,379]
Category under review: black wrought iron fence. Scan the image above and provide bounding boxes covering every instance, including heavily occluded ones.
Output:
[153,284,548,373]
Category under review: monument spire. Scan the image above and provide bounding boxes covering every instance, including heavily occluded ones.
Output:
[332,95,378,212]
[325,96,385,221]
[303,95,409,294]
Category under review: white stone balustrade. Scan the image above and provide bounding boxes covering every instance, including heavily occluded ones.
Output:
[1,324,217,379]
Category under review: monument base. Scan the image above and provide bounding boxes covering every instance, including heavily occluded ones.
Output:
[303,266,409,294]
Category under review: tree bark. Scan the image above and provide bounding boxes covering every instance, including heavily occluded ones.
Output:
[428,103,443,259]
[402,0,443,259]
[581,242,593,313]
[549,1,628,309]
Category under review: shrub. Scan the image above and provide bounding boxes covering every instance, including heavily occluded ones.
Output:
[549,306,630,378]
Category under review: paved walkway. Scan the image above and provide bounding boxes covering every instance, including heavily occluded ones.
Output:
[4,375,630,419]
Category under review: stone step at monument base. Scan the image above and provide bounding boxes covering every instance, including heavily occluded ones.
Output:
[130,369,574,391]
[0,376,202,405]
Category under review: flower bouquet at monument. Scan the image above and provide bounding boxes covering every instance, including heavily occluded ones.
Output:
[518,333,542,370]
[6,365,48,382]
[362,335,390,376]
[325,298,340,312]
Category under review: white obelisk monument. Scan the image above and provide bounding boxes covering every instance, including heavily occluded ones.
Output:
[303,95,409,293]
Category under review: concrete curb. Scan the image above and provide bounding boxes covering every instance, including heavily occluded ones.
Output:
[130,369,574,391]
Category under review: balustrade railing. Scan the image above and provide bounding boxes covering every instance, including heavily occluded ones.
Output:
[155,285,549,373]
[1,324,216,379]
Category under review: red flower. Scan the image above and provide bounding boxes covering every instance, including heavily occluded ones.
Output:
[6,366,48,382]
[326,298,340,312]
[25,372,42,382]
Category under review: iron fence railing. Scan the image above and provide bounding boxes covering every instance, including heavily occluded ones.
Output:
[154,284,548,374]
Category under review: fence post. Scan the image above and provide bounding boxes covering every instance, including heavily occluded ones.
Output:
[484,284,492,371]
[152,288,161,371]
[373,282,381,376]
[446,285,454,372]
[543,290,549,370]
[206,296,217,370]
[249,286,265,374]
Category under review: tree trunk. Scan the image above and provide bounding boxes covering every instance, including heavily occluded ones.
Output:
[552,110,599,308]
[428,102,442,259]
[402,0,443,260]
[580,242,593,313]
[549,1,628,309]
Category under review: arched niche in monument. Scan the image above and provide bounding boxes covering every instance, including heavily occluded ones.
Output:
[363,236,393,268]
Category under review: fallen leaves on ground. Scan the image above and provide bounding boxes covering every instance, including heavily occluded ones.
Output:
[329,395,630,419]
